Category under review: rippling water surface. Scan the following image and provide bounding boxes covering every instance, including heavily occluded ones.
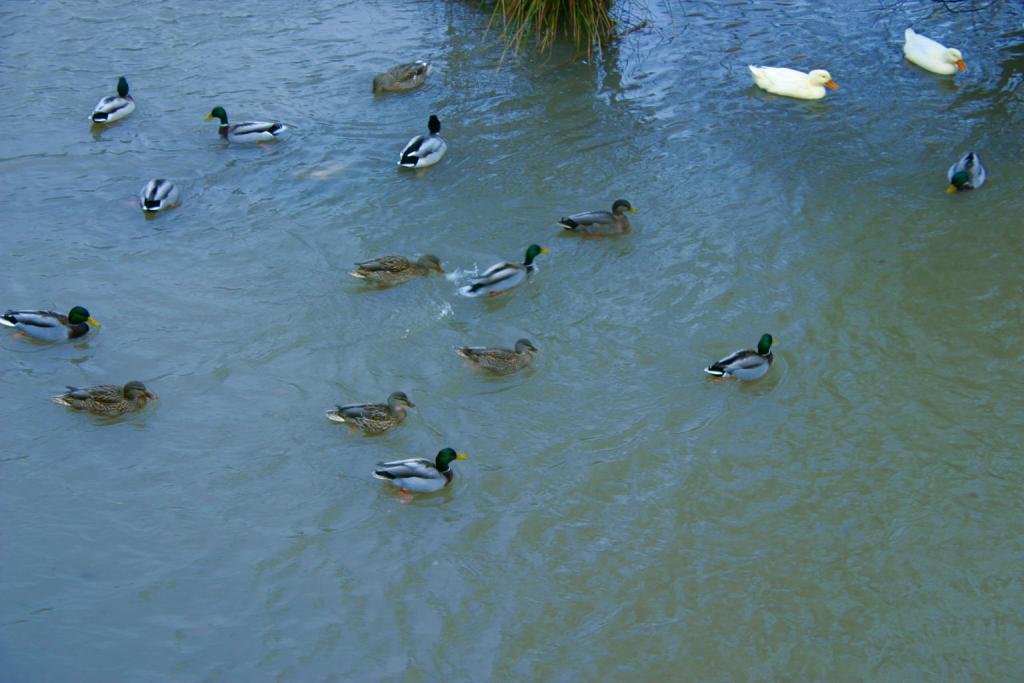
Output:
[2,1,1022,680]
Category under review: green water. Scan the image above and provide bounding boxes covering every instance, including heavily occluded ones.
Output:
[1,1,1022,680]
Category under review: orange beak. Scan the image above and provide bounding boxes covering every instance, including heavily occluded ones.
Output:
[826,80,838,90]
[146,392,158,400]
[955,59,966,72]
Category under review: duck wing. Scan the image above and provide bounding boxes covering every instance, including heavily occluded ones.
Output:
[1,309,66,329]
[332,402,387,420]
[558,210,614,230]
[232,121,286,136]
[354,255,411,273]
[704,349,760,375]
[456,346,516,363]
[90,95,132,122]
[466,262,525,292]
[373,458,440,480]
[399,134,426,165]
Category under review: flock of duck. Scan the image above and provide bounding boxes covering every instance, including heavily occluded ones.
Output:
[3,26,987,495]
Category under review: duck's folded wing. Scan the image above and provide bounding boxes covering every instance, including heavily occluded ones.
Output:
[561,210,613,228]
[414,136,444,158]
[466,346,514,361]
[355,256,407,272]
[334,403,383,419]
[2,310,63,328]
[374,458,437,479]
[92,96,130,117]
[400,134,426,163]
[707,349,758,371]
[82,384,124,403]
[477,261,518,280]
[233,121,284,135]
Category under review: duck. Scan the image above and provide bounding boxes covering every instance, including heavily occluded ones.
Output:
[704,334,775,381]
[139,179,180,213]
[947,152,986,192]
[1,306,100,342]
[53,381,157,417]
[903,28,966,75]
[559,199,639,236]
[459,244,549,297]
[748,65,838,100]
[325,391,414,433]
[373,448,468,494]
[90,76,135,123]
[205,106,287,142]
[373,61,432,94]
[455,338,538,373]
[398,115,447,168]
[351,254,443,286]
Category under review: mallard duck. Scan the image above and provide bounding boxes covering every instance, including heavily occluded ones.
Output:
[139,179,180,213]
[373,447,467,493]
[748,66,838,100]
[559,199,639,236]
[455,338,538,373]
[53,381,156,417]
[903,28,966,75]
[90,76,135,123]
[351,254,443,286]
[398,115,447,168]
[205,106,286,143]
[325,391,414,433]
[947,152,986,192]
[373,61,432,94]
[459,244,549,298]
[1,306,100,342]
[704,334,775,381]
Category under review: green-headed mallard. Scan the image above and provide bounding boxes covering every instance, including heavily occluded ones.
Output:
[325,391,414,433]
[140,179,180,213]
[455,338,538,373]
[205,106,286,143]
[459,244,549,297]
[1,306,100,342]
[90,76,135,123]
[373,61,432,94]
[748,66,838,100]
[558,199,639,236]
[398,115,446,168]
[373,447,467,493]
[704,334,775,381]
[351,254,443,286]
[53,381,156,416]
[903,28,966,75]
[947,152,986,192]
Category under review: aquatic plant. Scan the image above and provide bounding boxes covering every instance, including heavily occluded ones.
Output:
[487,0,649,59]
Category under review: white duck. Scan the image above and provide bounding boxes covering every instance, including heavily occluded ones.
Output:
[748,66,838,100]
[903,28,966,75]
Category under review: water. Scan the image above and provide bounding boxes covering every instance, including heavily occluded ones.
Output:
[2,1,1022,680]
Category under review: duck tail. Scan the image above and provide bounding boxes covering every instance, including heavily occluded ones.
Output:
[558,217,580,231]
[703,365,726,377]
